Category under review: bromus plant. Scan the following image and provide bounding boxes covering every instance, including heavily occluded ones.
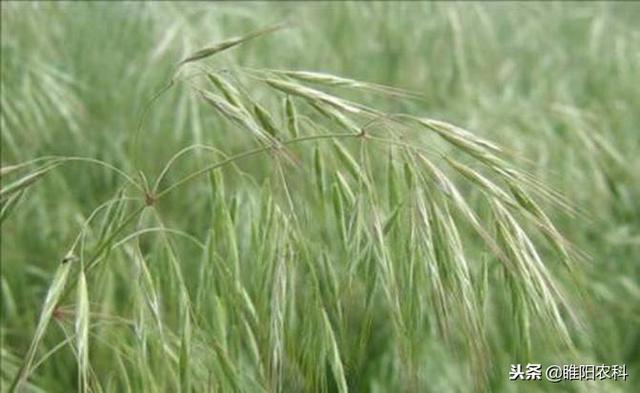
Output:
[5,4,637,392]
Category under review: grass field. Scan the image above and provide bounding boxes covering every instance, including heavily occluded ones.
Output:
[1,2,639,392]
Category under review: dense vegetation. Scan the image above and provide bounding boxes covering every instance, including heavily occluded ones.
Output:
[1,2,639,392]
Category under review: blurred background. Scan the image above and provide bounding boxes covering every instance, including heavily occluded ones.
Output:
[1,2,639,392]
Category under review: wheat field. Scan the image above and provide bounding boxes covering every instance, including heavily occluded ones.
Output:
[1,2,639,392]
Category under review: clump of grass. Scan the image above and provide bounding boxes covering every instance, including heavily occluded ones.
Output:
[2,19,589,393]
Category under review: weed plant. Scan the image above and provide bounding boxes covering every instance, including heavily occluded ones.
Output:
[1,2,639,392]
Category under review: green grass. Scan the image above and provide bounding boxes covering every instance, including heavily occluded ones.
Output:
[1,2,639,392]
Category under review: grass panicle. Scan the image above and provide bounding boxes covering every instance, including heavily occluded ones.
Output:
[3,6,613,392]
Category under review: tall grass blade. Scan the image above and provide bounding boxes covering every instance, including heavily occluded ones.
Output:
[178,23,285,66]
[321,309,348,393]
[0,189,25,224]
[9,261,72,392]
[0,163,60,202]
[76,268,90,393]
